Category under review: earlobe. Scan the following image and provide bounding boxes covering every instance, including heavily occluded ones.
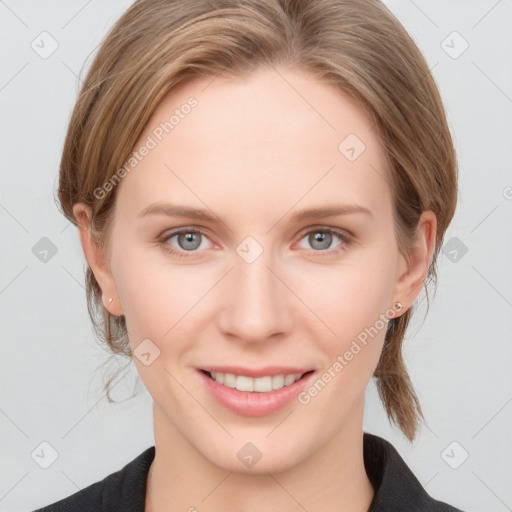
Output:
[392,210,437,314]
[101,294,114,310]
[72,203,124,316]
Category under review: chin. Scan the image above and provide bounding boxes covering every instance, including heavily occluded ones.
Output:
[195,435,309,475]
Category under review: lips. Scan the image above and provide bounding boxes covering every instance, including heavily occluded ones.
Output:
[197,366,316,416]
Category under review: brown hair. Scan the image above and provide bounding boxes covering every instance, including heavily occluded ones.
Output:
[58,0,458,443]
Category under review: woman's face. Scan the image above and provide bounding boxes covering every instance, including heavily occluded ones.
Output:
[77,65,432,473]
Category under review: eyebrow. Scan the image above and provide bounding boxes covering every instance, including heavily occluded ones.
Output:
[138,201,373,223]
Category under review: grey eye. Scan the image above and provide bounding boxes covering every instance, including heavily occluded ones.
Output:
[308,231,334,250]
[176,232,202,251]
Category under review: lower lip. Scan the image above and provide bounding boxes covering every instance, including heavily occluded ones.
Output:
[198,370,315,416]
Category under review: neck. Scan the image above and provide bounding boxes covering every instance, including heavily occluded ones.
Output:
[145,402,374,512]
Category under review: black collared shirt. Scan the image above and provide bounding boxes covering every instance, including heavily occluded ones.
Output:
[33,432,464,511]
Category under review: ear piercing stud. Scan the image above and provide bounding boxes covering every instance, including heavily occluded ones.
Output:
[102,295,113,306]
[389,301,403,319]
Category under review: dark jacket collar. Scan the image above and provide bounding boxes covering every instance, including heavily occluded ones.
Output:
[34,432,463,511]
[363,432,462,510]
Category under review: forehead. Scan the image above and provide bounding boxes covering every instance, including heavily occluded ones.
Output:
[115,66,392,222]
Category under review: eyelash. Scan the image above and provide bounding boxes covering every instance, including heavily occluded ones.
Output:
[157,226,353,259]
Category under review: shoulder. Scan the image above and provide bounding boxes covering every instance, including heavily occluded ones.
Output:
[363,432,465,511]
[31,446,155,512]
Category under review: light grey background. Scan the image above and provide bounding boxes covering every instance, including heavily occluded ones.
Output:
[1,1,511,511]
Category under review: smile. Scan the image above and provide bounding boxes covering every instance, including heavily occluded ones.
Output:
[198,368,316,416]
[203,370,312,392]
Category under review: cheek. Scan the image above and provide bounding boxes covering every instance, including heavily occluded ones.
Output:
[111,250,207,397]
[303,247,396,378]
[111,247,203,344]
[310,252,395,335]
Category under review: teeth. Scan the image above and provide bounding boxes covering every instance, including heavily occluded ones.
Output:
[284,374,296,386]
[209,372,304,392]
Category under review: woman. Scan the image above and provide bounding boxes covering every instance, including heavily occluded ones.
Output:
[34,0,464,510]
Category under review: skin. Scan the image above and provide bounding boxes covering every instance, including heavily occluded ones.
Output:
[74,65,436,512]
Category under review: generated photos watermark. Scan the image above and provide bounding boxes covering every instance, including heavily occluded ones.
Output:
[297,306,398,405]
[93,96,198,200]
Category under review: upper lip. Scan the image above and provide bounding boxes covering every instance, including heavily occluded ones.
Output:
[200,366,314,378]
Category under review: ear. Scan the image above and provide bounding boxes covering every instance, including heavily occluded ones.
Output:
[72,203,124,317]
[392,210,437,314]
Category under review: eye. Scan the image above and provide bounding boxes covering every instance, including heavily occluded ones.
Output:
[158,228,213,258]
[158,226,353,259]
[296,227,352,255]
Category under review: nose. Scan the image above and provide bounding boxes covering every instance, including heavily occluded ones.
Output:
[217,248,293,344]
